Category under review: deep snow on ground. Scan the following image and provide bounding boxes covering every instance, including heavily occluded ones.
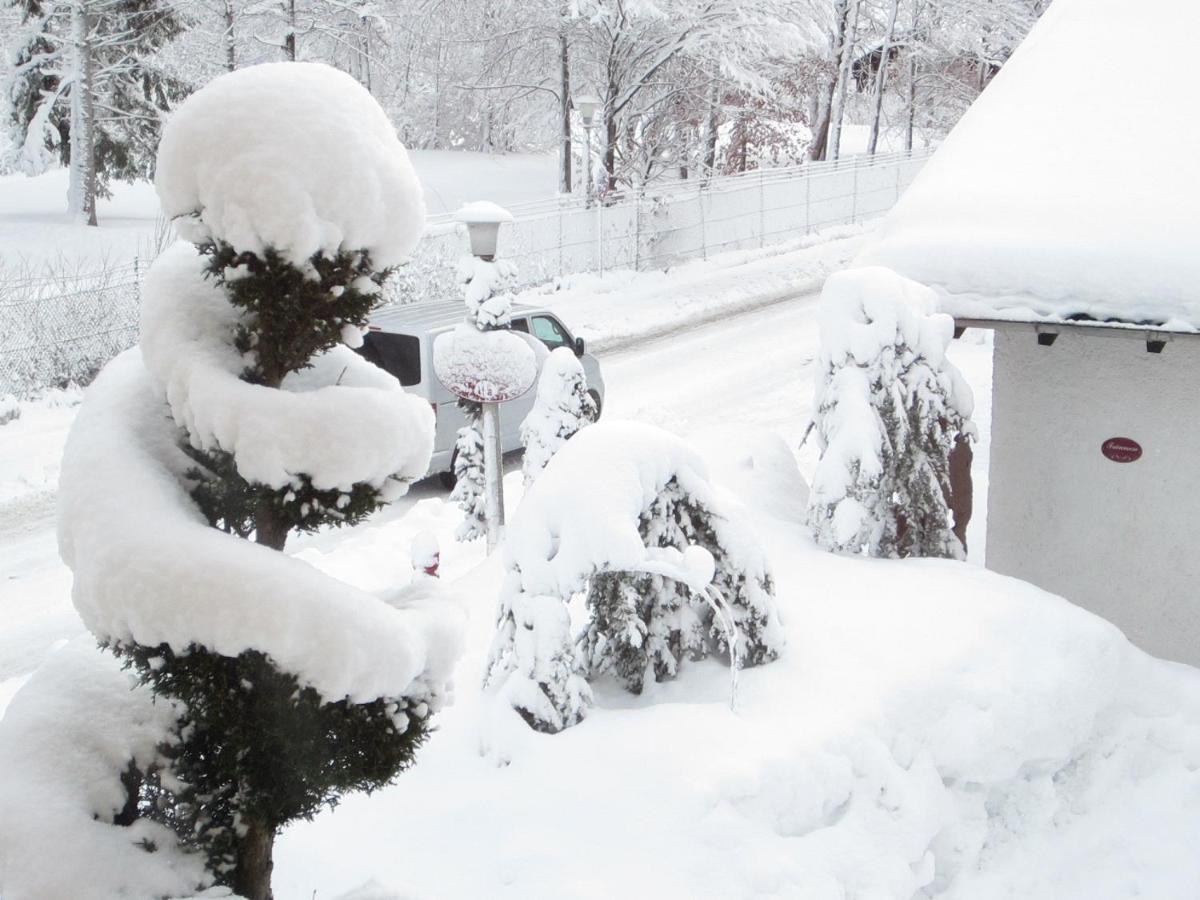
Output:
[0,150,558,270]
[2,228,1196,897]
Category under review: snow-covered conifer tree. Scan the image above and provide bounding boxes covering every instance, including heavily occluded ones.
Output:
[451,411,488,541]
[3,0,189,223]
[487,422,782,728]
[51,63,463,900]
[580,474,779,693]
[520,345,596,486]
[808,266,974,559]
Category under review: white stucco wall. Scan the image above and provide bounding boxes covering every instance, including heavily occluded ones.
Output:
[986,326,1200,667]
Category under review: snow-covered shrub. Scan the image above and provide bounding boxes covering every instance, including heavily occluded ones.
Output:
[520,346,597,486]
[0,639,209,900]
[450,411,487,542]
[0,393,19,425]
[580,473,779,694]
[486,422,782,729]
[54,63,464,900]
[808,266,975,559]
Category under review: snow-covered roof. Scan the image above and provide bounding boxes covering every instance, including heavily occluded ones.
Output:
[857,0,1200,330]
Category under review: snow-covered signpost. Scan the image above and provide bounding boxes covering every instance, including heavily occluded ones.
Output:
[435,203,535,551]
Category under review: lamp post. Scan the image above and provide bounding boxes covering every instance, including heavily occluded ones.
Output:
[437,203,534,552]
[575,94,600,206]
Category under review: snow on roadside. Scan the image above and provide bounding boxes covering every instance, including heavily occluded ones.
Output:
[0,226,866,517]
[536,223,871,353]
[0,386,81,509]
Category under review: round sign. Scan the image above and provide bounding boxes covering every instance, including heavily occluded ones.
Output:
[433,323,537,403]
[1101,437,1142,463]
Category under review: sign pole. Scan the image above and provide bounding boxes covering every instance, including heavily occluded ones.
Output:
[481,401,505,551]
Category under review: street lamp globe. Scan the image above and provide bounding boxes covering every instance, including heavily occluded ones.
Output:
[575,94,601,129]
[454,200,514,261]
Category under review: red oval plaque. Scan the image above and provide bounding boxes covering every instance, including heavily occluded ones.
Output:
[1101,437,1142,463]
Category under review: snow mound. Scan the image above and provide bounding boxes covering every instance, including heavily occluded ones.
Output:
[505,421,716,596]
[155,62,425,268]
[141,242,434,492]
[57,351,465,704]
[856,0,1200,326]
[0,638,208,900]
[453,201,513,225]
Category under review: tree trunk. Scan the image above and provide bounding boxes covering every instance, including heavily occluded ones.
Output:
[284,0,297,61]
[559,20,572,194]
[233,813,276,900]
[68,0,97,226]
[603,108,618,196]
[827,0,859,162]
[703,79,720,178]
[867,0,899,155]
[223,0,236,71]
[808,82,833,161]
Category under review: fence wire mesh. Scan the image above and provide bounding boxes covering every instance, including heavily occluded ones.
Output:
[0,148,931,397]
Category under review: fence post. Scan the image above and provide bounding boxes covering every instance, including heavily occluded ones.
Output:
[758,169,765,250]
[597,201,604,277]
[558,203,565,279]
[850,163,858,225]
[804,169,812,235]
[635,192,643,271]
[698,180,708,261]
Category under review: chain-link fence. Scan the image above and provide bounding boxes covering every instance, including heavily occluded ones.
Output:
[0,148,932,397]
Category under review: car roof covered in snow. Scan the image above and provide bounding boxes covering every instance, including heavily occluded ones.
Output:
[855,0,1200,331]
[369,300,545,333]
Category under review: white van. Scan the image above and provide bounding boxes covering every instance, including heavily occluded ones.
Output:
[359,301,605,486]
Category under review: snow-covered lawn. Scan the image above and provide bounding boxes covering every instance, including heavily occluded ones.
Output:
[0,150,558,270]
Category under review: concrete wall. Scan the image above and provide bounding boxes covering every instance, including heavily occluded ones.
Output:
[986,326,1200,666]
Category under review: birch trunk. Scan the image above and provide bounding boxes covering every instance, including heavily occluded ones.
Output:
[67,0,97,227]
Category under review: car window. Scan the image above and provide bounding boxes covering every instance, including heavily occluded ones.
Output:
[531,315,569,350]
[510,317,530,333]
[357,331,421,386]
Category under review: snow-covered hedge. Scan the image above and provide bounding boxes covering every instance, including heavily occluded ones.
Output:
[808,266,974,558]
[485,422,783,730]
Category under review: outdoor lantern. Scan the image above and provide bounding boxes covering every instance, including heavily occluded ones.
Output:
[575,94,600,129]
[454,201,514,261]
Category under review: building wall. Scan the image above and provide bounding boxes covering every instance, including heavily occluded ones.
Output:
[987,327,1200,666]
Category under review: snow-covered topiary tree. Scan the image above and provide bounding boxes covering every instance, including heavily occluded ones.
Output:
[520,345,597,486]
[485,421,782,730]
[51,63,464,900]
[808,266,975,560]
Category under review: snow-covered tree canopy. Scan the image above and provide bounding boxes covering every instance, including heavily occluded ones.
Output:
[808,265,974,559]
[155,61,426,269]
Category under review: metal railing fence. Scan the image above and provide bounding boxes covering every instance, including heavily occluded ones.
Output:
[0,148,932,397]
